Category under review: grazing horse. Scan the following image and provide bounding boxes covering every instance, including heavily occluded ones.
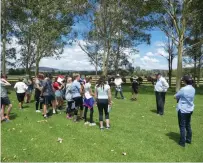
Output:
[146,76,156,85]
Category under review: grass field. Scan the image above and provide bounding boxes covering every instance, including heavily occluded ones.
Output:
[1,86,203,162]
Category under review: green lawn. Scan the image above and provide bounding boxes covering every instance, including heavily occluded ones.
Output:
[1,86,203,162]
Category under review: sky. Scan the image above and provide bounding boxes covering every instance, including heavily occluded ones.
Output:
[39,26,178,71]
[4,21,178,71]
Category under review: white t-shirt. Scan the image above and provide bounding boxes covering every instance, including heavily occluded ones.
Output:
[14,82,28,93]
[84,83,92,99]
[95,84,110,99]
[114,78,123,86]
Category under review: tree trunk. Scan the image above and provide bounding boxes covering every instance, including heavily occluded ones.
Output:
[35,39,40,76]
[197,58,201,87]
[176,37,184,92]
[193,56,197,87]
[168,59,172,88]
[2,0,7,74]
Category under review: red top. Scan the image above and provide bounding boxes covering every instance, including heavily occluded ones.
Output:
[53,82,60,90]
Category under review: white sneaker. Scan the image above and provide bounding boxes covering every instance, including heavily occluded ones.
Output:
[84,122,90,125]
[89,123,96,126]
[53,109,56,114]
[36,110,41,113]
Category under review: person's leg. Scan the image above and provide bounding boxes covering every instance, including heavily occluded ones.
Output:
[115,90,118,98]
[73,97,80,122]
[161,92,166,114]
[155,92,160,114]
[185,112,192,143]
[97,102,104,128]
[79,97,84,119]
[104,103,110,128]
[66,101,72,118]
[35,94,40,110]
[90,107,94,123]
[178,110,186,147]
[52,96,57,114]
[43,96,48,117]
[84,106,88,122]
[158,92,164,115]
[120,90,124,99]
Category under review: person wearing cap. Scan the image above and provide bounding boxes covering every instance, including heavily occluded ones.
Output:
[131,76,139,101]
[114,74,124,99]
[174,76,195,147]
[154,73,169,115]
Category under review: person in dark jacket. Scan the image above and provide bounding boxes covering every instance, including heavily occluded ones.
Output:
[131,77,139,101]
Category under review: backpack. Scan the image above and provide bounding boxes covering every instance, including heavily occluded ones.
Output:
[65,84,73,101]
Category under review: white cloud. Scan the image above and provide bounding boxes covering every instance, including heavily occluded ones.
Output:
[154,41,165,47]
[141,56,159,63]
[146,52,155,57]
[156,48,169,57]
[39,41,95,71]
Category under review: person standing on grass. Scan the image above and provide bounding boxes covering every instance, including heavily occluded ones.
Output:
[154,73,169,115]
[114,74,124,99]
[65,77,75,119]
[53,76,64,110]
[41,73,56,118]
[131,76,139,101]
[83,76,96,126]
[0,75,12,121]
[14,78,28,110]
[23,75,33,103]
[174,76,195,147]
[71,74,84,122]
[95,76,112,130]
[34,74,44,113]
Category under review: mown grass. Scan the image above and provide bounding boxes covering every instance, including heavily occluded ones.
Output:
[1,85,203,162]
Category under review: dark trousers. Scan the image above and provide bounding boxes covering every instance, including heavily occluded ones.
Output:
[155,91,166,115]
[66,101,74,114]
[97,99,109,121]
[35,92,43,110]
[115,91,124,99]
[84,107,94,123]
[178,110,192,145]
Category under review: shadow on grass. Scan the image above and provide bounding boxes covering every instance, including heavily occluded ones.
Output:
[166,132,180,144]
[150,110,157,114]
[9,113,18,120]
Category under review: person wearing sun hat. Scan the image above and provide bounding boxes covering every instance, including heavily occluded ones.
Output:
[154,73,169,115]
[114,74,124,99]
[174,75,195,147]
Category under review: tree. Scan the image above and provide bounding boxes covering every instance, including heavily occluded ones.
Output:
[159,37,176,88]
[145,0,202,91]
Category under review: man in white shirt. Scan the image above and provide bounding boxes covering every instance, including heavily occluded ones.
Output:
[114,74,124,99]
[14,78,28,109]
[154,73,169,115]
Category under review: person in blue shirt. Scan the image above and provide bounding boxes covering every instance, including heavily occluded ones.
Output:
[174,75,195,147]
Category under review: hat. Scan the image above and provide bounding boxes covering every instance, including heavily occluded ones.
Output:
[133,76,138,80]
[182,75,192,82]
[116,74,120,77]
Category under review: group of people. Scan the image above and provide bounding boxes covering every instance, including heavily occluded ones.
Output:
[0,72,196,146]
[0,73,113,129]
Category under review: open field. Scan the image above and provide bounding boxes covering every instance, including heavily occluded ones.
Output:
[1,86,203,162]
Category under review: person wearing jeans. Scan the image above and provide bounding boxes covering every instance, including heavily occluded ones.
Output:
[95,76,112,130]
[114,74,124,99]
[174,75,195,147]
[154,73,169,115]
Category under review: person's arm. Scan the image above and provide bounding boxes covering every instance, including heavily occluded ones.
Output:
[174,88,183,100]
[94,87,98,99]
[1,79,11,86]
[24,83,28,91]
[161,78,169,89]
[107,86,112,105]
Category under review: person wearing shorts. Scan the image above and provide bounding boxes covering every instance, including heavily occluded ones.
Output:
[14,78,28,109]
[71,74,83,122]
[41,73,56,118]
[23,75,33,103]
[53,77,64,110]
[1,75,12,121]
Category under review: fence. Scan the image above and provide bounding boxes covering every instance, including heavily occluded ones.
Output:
[6,75,203,86]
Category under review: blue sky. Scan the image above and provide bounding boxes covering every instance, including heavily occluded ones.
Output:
[39,27,177,71]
